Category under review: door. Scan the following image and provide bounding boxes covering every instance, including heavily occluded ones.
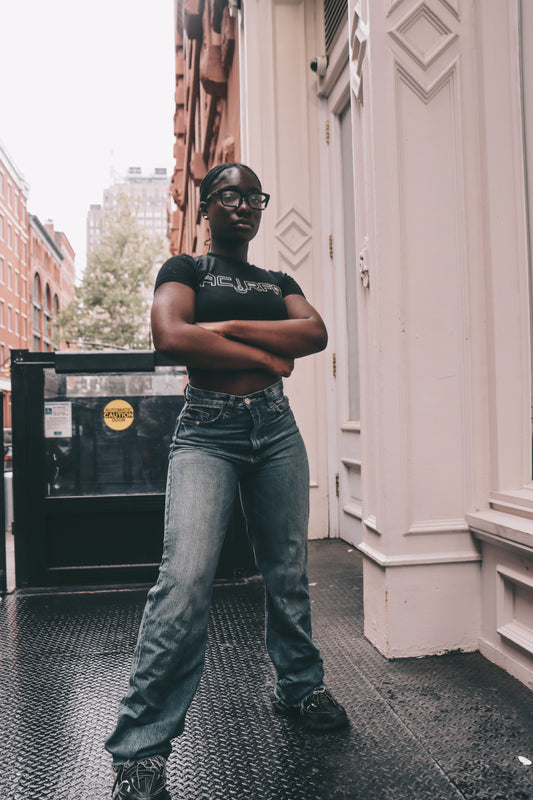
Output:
[325,64,363,547]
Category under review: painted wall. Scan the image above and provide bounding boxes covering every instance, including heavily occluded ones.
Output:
[237,0,533,684]
[239,0,330,540]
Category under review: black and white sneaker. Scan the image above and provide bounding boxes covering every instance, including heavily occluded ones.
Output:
[273,687,349,731]
[112,756,171,799]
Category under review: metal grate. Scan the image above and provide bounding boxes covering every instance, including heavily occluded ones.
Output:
[324,0,348,54]
[1,541,533,799]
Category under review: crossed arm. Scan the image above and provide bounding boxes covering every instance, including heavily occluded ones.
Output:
[151,282,328,377]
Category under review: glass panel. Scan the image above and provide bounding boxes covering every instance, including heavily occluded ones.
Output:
[340,102,360,421]
[44,367,186,497]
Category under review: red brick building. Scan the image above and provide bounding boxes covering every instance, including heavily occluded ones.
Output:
[0,140,30,426]
[0,139,76,425]
[169,0,241,255]
[29,216,75,354]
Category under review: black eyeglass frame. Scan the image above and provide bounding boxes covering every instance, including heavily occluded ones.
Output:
[204,188,271,211]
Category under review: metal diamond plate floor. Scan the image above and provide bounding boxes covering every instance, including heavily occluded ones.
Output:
[1,539,533,800]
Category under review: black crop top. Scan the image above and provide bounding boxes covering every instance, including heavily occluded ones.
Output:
[154,254,305,323]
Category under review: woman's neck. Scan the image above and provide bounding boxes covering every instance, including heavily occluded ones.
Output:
[209,242,249,262]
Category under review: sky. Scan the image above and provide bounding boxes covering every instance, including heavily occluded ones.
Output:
[0,0,175,276]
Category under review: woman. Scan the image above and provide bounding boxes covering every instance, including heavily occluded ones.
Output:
[106,163,348,800]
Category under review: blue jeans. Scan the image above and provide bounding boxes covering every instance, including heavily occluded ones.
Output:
[105,380,324,763]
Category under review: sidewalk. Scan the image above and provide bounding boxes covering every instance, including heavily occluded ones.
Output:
[0,539,532,800]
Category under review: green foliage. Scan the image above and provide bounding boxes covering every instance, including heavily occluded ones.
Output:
[56,194,167,350]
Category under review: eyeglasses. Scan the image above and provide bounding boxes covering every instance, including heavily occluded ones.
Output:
[205,188,270,211]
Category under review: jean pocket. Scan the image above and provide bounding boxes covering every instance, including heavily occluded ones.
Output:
[181,404,224,425]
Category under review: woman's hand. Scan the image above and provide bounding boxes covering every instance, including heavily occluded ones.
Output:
[267,354,294,377]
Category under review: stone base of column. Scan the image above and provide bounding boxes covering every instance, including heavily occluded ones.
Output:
[362,556,481,659]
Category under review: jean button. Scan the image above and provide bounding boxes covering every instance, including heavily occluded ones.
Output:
[244,398,251,405]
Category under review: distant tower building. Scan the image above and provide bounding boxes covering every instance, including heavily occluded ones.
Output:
[87,167,170,256]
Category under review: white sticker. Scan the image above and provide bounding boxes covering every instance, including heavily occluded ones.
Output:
[44,402,73,438]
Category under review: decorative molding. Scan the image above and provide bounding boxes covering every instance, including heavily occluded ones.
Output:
[438,0,459,20]
[389,2,458,71]
[341,420,361,432]
[343,501,363,519]
[349,2,368,102]
[341,457,362,469]
[275,208,311,271]
[387,0,460,23]
[387,0,408,17]
[407,518,470,535]
[395,56,458,105]
[497,565,533,657]
[357,541,481,567]
[364,514,378,532]
[469,525,533,559]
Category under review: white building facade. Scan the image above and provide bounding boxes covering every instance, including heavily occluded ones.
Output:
[236,0,533,688]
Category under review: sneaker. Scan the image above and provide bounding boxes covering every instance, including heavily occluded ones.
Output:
[112,756,171,799]
[273,687,349,731]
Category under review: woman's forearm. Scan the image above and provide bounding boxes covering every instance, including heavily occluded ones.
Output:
[153,321,294,376]
[203,318,328,358]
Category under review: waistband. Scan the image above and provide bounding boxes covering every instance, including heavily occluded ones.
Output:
[184,380,284,407]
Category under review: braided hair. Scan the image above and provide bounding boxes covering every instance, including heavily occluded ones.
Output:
[199,163,262,209]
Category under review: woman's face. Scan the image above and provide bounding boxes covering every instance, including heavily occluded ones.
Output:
[204,166,264,247]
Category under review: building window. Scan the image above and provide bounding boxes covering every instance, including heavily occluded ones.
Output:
[44,285,52,347]
[8,307,12,333]
[7,183,12,208]
[33,273,42,350]
[0,257,3,284]
[0,302,4,328]
[7,264,12,291]
[14,310,19,336]
[52,294,59,348]
[7,224,12,249]
[0,215,3,240]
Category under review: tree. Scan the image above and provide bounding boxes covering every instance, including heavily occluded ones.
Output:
[56,194,168,350]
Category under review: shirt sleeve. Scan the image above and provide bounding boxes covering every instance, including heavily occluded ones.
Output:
[154,255,198,292]
[279,272,305,298]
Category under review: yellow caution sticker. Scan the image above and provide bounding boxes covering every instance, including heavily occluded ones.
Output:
[103,399,134,431]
